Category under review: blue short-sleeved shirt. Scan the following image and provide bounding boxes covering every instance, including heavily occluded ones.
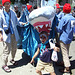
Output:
[38,43,52,63]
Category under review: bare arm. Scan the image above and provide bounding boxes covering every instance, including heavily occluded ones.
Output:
[30,47,40,63]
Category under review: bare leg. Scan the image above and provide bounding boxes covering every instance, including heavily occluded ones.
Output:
[36,70,42,75]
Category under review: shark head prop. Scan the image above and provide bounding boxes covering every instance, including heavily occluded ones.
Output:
[29,6,55,35]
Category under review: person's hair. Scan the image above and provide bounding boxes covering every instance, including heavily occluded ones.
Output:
[39,31,48,37]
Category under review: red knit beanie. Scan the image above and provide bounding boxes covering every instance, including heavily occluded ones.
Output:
[27,5,32,11]
[56,3,60,9]
[63,3,71,13]
[2,0,11,6]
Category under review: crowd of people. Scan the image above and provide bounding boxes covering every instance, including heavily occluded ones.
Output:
[0,0,75,75]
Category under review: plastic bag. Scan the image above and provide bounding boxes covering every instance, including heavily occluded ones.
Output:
[51,50,58,62]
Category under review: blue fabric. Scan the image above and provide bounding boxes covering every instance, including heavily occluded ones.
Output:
[18,6,40,58]
[56,14,75,44]
[3,10,14,34]
[49,15,59,39]
[22,24,40,58]
[56,11,64,22]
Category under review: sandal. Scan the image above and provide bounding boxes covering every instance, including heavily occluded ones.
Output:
[2,65,11,73]
[10,60,18,66]
[59,68,70,73]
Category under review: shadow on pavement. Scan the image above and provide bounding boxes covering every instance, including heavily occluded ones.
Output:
[71,60,75,69]
[8,52,74,75]
[9,52,31,68]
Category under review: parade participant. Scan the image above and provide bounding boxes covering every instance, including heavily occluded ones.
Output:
[56,3,64,22]
[0,0,25,72]
[14,5,21,18]
[56,3,75,73]
[18,4,39,58]
[29,5,56,59]
[30,31,59,75]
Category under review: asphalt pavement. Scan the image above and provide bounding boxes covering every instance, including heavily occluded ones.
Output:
[0,40,75,75]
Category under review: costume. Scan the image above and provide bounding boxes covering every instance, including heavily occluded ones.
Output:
[56,3,75,67]
[29,5,55,58]
[2,0,11,6]
[17,5,40,58]
[49,15,59,39]
[56,11,64,22]
[27,5,32,11]
[56,14,75,44]
[0,8,22,66]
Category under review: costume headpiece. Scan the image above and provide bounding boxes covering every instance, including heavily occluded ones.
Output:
[56,3,60,9]
[63,3,71,13]
[27,5,32,11]
[2,0,11,6]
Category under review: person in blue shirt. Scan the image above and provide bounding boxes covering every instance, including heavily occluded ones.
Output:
[56,3,75,73]
[30,31,59,75]
[0,0,25,73]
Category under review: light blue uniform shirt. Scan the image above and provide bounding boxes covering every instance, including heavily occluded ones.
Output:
[3,10,14,34]
[56,11,64,22]
[56,14,75,44]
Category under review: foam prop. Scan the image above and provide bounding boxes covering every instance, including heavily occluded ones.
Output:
[29,6,55,35]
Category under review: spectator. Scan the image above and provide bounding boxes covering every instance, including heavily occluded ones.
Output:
[56,3,75,73]
[0,0,25,73]
[14,5,21,18]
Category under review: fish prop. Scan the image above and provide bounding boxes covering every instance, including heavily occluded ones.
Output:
[29,6,56,35]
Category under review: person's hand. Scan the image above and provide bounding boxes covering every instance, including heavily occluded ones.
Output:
[22,22,28,25]
[0,33,3,42]
[54,47,60,52]
[30,58,34,64]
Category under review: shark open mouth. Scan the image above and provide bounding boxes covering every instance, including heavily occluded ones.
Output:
[29,6,56,35]
[33,21,52,35]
